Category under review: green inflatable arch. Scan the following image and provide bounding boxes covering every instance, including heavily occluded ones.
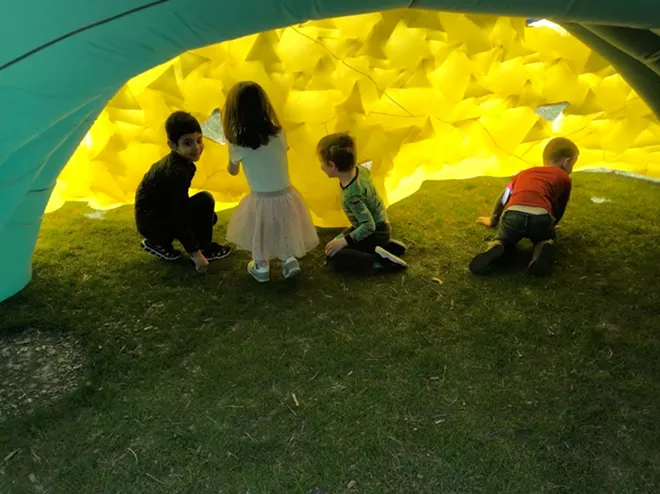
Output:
[1,0,659,302]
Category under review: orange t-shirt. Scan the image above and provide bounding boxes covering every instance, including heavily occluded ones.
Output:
[503,166,572,218]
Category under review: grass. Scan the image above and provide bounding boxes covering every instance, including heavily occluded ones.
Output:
[1,172,660,493]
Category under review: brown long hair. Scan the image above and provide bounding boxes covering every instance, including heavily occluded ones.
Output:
[222,81,282,150]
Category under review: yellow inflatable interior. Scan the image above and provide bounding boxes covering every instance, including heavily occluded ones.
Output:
[48,9,660,227]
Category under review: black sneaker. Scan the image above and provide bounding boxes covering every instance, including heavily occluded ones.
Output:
[469,242,505,275]
[375,246,408,271]
[202,242,232,261]
[384,239,407,257]
[141,239,182,261]
[528,240,554,276]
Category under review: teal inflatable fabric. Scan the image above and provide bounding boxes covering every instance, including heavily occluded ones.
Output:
[1,0,659,301]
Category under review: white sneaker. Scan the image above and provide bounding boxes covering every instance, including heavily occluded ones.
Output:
[248,261,270,282]
[282,257,301,279]
[374,246,407,270]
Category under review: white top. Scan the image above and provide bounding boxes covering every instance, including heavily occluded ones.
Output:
[229,131,291,193]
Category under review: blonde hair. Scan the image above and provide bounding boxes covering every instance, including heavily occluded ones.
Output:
[543,137,579,165]
[317,133,356,171]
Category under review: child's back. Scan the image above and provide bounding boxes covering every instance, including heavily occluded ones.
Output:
[223,81,318,281]
[469,137,579,276]
[340,164,387,241]
[136,153,195,216]
[229,131,290,193]
[504,165,571,220]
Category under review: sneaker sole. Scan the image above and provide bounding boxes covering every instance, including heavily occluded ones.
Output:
[205,247,232,261]
[469,244,505,275]
[528,243,554,276]
[141,241,181,261]
[283,265,301,279]
[375,247,407,269]
[248,264,270,283]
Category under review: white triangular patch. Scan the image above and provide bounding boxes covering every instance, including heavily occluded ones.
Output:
[200,108,226,144]
[535,102,568,122]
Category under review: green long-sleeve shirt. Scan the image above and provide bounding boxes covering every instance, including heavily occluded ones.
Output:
[340,166,387,243]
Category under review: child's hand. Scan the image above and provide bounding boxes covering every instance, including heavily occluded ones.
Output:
[325,237,348,257]
[477,216,496,228]
[191,251,210,273]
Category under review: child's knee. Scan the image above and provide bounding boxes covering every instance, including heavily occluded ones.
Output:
[196,191,215,210]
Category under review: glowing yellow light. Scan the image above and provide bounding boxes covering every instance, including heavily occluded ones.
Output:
[527,19,568,36]
[551,112,565,133]
[48,9,660,227]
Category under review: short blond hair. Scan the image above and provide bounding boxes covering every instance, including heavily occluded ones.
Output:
[317,133,356,172]
[543,137,579,165]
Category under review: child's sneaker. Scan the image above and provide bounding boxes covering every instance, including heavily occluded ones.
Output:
[469,241,505,275]
[384,239,407,257]
[203,242,232,261]
[528,240,554,276]
[375,246,407,271]
[248,260,270,283]
[282,257,301,279]
[141,239,182,261]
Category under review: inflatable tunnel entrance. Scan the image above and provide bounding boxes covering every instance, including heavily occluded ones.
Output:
[1,0,660,301]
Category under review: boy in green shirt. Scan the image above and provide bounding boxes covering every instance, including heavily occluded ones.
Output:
[317,133,407,272]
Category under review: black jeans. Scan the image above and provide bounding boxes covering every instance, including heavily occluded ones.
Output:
[329,222,391,272]
[137,192,217,251]
[496,210,556,247]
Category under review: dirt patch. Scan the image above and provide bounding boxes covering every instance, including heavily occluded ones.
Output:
[0,328,86,421]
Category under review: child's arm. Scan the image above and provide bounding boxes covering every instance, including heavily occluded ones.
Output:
[491,190,507,225]
[477,189,508,228]
[344,196,376,243]
[171,169,201,256]
[334,227,354,240]
[227,143,244,176]
[478,179,514,228]
[324,198,375,257]
[227,160,241,176]
[553,180,572,224]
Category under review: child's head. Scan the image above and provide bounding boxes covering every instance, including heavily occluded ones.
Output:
[543,137,579,175]
[317,133,357,178]
[166,111,204,162]
[222,81,282,150]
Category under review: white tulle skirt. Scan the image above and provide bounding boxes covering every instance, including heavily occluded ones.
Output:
[226,186,319,261]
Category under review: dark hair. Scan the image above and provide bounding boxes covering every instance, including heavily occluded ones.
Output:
[543,137,579,164]
[317,133,356,172]
[165,111,202,145]
[222,81,282,150]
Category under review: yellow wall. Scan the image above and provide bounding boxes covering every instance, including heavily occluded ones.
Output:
[49,10,660,227]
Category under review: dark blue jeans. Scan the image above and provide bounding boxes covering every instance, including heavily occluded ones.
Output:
[496,210,556,247]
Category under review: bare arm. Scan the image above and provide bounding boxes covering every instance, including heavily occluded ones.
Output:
[227,159,240,176]
[554,182,572,224]
[477,189,508,228]
[489,190,507,226]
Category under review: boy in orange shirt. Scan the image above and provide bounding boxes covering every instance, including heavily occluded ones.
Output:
[469,137,579,276]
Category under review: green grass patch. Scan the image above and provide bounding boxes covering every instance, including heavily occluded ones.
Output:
[1,173,659,493]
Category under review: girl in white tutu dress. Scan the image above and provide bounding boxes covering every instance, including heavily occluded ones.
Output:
[223,81,319,282]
